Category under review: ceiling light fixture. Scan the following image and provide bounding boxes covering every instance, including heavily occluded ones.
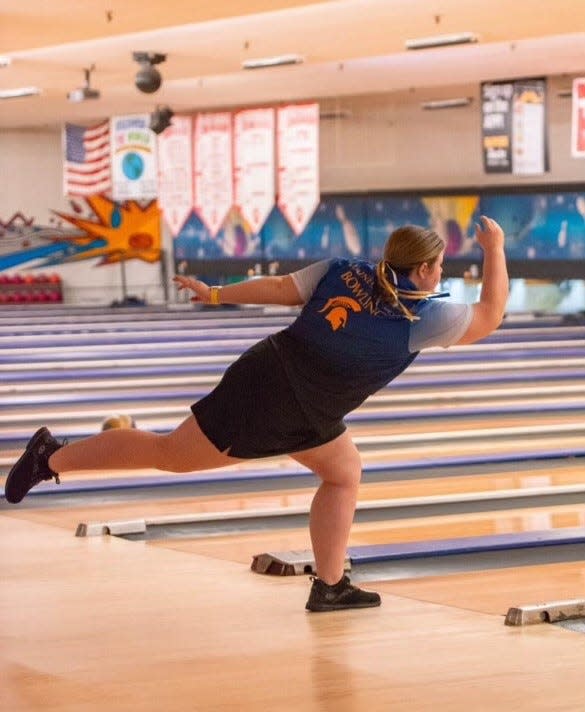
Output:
[242,53,304,70]
[319,110,352,120]
[0,86,40,99]
[421,97,472,110]
[406,32,478,50]
[0,56,12,67]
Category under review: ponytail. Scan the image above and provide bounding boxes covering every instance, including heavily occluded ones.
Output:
[376,225,446,321]
[375,261,437,322]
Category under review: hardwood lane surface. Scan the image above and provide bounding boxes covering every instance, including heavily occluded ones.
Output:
[2,463,584,531]
[3,515,585,711]
[374,561,585,617]
[3,390,585,425]
[5,427,582,481]
[143,503,585,563]
[2,410,584,450]
[3,375,584,400]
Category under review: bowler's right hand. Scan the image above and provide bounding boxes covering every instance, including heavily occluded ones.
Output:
[475,216,505,251]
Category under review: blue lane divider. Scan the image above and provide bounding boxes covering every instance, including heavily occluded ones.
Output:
[3,447,584,500]
[2,365,585,387]
[349,401,585,422]
[1,327,582,346]
[3,398,584,425]
[0,343,255,363]
[347,527,585,563]
[4,387,585,416]
[0,331,276,347]
[2,345,585,365]
[1,363,226,382]
[0,305,265,319]
[2,398,585,445]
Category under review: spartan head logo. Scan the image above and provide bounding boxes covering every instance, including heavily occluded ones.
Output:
[318,296,362,331]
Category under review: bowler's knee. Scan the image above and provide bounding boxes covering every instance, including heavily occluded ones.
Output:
[321,452,362,490]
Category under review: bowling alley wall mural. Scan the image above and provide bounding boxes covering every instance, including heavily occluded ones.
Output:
[0,197,161,304]
[0,197,161,271]
[174,190,585,264]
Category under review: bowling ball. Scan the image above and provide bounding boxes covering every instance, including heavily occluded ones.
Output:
[101,413,137,431]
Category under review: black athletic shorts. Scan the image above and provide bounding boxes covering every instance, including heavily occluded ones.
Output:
[191,337,346,459]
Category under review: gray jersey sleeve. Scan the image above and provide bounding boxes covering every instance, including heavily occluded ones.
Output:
[409,300,473,351]
[290,260,332,302]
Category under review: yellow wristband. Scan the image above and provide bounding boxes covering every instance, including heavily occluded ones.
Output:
[209,285,222,305]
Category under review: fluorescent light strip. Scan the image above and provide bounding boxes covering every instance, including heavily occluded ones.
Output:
[242,53,304,69]
[406,32,478,50]
[0,56,11,67]
[421,97,472,110]
[0,86,40,99]
[319,110,352,120]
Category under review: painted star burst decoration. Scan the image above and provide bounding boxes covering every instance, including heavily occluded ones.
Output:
[54,195,162,264]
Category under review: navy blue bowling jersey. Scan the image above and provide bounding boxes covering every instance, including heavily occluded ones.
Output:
[268,258,472,429]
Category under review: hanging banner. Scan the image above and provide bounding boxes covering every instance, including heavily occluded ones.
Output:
[481,81,513,173]
[277,103,319,235]
[481,79,548,175]
[511,78,548,175]
[157,116,193,236]
[571,78,585,158]
[234,108,275,234]
[193,112,233,237]
[110,115,158,201]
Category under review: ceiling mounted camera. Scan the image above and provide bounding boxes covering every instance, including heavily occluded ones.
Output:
[150,105,174,134]
[133,51,167,93]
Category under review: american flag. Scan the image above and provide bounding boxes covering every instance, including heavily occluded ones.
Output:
[63,121,111,196]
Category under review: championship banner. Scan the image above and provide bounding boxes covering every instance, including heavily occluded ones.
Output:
[277,103,319,235]
[511,78,548,175]
[481,79,548,175]
[234,108,275,234]
[157,115,193,236]
[193,112,233,237]
[571,78,585,158]
[111,115,158,201]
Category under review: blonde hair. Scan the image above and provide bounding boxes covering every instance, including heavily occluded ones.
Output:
[375,225,445,321]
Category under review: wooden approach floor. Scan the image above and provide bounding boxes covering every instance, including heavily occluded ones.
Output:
[3,511,585,712]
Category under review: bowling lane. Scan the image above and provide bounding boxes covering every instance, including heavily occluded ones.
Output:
[0,325,280,345]
[2,376,585,402]
[2,428,584,492]
[373,561,585,617]
[4,384,585,420]
[142,503,585,565]
[0,307,297,330]
[2,407,584,441]
[3,461,583,534]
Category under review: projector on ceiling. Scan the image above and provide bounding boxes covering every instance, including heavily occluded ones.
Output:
[67,86,100,102]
